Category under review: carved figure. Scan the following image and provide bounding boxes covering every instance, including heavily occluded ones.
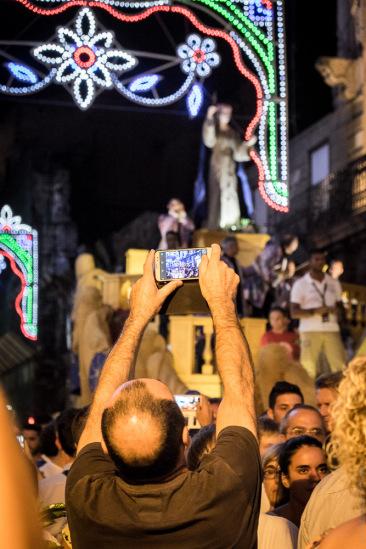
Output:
[72,254,112,405]
[316,56,363,101]
[255,343,316,415]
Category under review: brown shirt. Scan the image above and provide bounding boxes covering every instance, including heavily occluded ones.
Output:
[66,427,261,548]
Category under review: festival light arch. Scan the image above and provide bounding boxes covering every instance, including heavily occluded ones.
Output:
[0,205,38,341]
[0,0,288,211]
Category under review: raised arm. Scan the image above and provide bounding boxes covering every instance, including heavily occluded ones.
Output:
[199,244,256,438]
[77,251,182,452]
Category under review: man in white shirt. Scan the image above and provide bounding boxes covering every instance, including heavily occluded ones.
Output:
[290,249,345,378]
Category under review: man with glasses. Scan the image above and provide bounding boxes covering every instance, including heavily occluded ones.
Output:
[279,404,326,443]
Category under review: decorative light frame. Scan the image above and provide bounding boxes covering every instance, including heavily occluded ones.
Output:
[0,205,38,340]
[5,0,289,211]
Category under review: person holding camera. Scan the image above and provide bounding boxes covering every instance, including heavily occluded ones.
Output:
[290,249,346,379]
[158,198,195,250]
[66,244,261,549]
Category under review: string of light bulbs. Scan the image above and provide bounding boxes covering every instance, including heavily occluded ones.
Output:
[10,0,289,211]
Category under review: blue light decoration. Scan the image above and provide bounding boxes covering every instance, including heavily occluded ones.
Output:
[113,72,194,106]
[251,0,273,22]
[187,83,203,118]
[6,62,38,84]
[129,74,161,92]
[0,69,56,96]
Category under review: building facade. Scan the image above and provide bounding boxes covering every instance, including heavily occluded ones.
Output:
[268,0,366,284]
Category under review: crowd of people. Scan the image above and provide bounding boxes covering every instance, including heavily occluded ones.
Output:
[1,243,365,549]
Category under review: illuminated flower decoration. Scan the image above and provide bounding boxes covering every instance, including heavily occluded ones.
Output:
[177,34,220,78]
[32,7,137,109]
[0,205,32,233]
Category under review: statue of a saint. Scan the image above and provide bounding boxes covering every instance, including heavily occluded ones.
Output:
[202,104,256,229]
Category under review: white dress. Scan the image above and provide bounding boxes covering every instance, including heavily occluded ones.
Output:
[203,119,253,229]
[258,513,298,549]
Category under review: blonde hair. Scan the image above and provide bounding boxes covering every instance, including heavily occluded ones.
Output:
[331,356,366,503]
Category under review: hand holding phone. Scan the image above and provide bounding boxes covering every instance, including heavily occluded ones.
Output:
[155,248,211,282]
[130,250,182,322]
[198,243,239,308]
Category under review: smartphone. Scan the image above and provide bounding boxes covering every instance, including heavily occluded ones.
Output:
[16,434,25,449]
[174,394,201,430]
[155,248,211,282]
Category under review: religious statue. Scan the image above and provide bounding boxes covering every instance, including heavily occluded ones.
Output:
[202,104,256,229]
[158,198,195,249]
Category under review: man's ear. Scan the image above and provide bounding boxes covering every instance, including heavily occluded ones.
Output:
[55,437,62,451]
[267,408,274,420]
[101,438,108,454]
[182,425,189,447]
[281,473,290,489]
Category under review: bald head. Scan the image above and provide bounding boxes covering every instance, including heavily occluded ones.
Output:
[280,404,326,443]
[101,380,186,482]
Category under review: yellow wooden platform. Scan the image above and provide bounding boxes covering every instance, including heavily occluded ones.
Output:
[169,315,266,397]
[193,230,270,266]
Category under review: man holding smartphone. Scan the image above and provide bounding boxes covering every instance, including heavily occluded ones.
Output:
[66,244,261,549]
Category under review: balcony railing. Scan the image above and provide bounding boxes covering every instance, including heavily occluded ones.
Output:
[273,155,366,233]
[310,155,366,226]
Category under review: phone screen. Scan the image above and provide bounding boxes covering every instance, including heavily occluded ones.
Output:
[159,248,207,280]
[16,435,25,449]
[174,395,201,411]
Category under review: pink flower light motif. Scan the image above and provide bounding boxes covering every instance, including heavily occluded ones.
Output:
[32,7,137,109]
[73,45,97,69]
[177,34,220,78]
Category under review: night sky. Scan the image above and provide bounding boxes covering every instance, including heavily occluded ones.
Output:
[0,1,337,244]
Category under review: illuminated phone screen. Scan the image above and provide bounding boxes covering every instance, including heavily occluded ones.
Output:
[174,395,200,411]
[159,248,207,280]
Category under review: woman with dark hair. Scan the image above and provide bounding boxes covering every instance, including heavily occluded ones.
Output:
[271,436,329,527]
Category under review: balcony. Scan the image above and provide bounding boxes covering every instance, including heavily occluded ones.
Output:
[310,155,366,225]
[273,155,366,236]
